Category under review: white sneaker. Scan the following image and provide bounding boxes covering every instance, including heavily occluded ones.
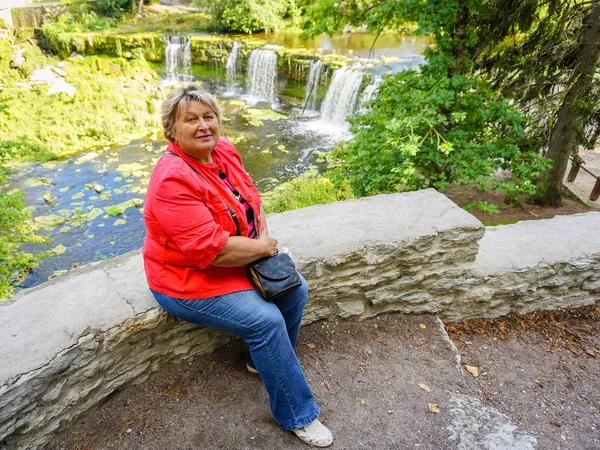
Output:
[292,419,333,447]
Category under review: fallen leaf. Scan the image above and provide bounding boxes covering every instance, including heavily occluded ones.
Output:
[419,324,427,329]
[324,381,330,391]
[464,365,479,377]
[419,383,431,393]
[360,399,366,405]
[427,403,440,414]
[306,343,316,349]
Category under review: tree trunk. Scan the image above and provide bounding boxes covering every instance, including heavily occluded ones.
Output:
[138,0,144,15]
[534,3,600,207]
[451,1,469,75]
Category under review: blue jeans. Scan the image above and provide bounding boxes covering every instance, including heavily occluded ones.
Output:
[150,274,320,430]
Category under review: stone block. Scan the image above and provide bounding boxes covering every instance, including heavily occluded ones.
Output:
[336,301,366,318]
[564,259,600,272]
[582,280,600,291]
[371,290,432,306]
[429,277,483,293]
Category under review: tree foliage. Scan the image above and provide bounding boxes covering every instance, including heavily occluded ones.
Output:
[194,0,301,33]
[328,57,550,203]
[95,0,131,18]
[0,191,48,300]
[482,1,600,206]
[305,1,550,201]
[305,0,600,206]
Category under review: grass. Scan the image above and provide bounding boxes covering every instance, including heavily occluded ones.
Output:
[262,169,354,214]
[0,40,163,162]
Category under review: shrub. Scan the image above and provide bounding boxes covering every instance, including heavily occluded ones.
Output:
[0,191,48,300]
[328,56,551,206]
[96,0,130,18]
[262,169,354,214]
[194,0,295,33]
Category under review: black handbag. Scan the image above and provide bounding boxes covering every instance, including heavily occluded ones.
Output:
[246,253,302,300]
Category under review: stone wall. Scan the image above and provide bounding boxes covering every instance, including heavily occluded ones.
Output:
[1,190,599,450]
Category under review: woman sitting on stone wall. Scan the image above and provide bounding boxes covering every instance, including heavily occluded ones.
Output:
[142,83,333,448]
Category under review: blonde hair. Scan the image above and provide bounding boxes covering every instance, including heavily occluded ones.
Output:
[161,83,223,142]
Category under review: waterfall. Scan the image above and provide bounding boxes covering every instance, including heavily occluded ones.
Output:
[164,35,193,83]
[226,42,242,82]
[225,42,242,94]
[302,59,324,113]
[247,48,278,103]
[320,66,364,125]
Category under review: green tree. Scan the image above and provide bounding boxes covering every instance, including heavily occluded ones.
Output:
[194,0,299,33]
[328,57,549,202]
[95,0,130,18]
[304,0,600,206]
[483,1,600,206]
[305,1,550,201]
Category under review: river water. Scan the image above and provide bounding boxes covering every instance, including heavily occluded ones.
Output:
[10,32,430,290]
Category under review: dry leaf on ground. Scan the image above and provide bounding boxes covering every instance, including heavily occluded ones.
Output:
[419,323,427,329]
[427,403,440,414]
[464,365,479,377]
[360,399,366,405]
[306,343,316,349]
[419,383,431,393]
[324,381,330,391]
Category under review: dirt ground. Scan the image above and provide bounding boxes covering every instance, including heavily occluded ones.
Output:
[441,184,591,225]
[445,305,600,450]
[45,307,599,450]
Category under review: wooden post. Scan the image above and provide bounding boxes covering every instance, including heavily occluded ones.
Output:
[567,162,581,182]
[591,178,600,201]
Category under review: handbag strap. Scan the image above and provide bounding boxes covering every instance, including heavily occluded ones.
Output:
[165,151,241,236]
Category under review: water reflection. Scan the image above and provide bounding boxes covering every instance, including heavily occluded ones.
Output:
[238,32,432,58]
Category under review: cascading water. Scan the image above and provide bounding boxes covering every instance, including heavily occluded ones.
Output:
[320,66,365,126]
[164,35,194,83]
[225,41,242,94]
[226,42,242,83]
[247,48,278,103]
[302,59,324,113]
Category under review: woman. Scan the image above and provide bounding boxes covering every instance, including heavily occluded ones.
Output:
[143,83,333,448]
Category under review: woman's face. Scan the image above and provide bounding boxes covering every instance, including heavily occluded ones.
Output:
[173,101,220,163]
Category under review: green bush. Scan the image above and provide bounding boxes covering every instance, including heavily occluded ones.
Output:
[262,169,354,214]
[96,0,130,18]
[0,191,48,300]
[194,0,296,33]
[328,56,551,206]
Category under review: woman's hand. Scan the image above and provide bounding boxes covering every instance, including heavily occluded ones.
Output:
[257,229,278,257]
[211,230,278,267]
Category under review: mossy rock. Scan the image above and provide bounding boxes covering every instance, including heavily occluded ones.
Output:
[38,29,165,62]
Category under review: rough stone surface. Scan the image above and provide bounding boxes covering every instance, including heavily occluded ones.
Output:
[473,212,600,275]
[1,190,599,450]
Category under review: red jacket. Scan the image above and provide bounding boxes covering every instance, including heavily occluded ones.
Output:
[143,138,263,299]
